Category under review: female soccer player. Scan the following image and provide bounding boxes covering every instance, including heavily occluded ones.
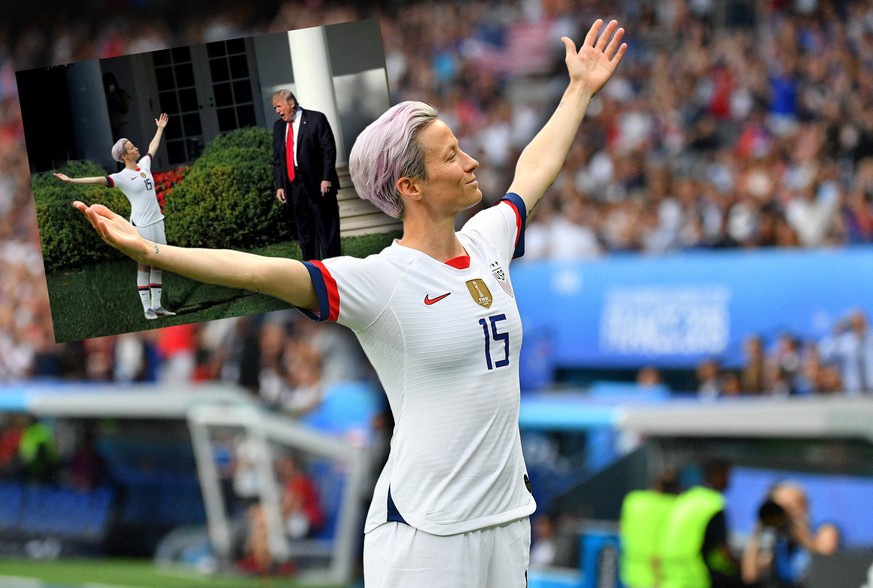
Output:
[73,20,626,587]
[55,113,175,321]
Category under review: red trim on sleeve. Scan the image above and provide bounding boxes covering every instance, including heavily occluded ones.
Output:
[503,200,523,250]
[105,176,115,187]
[445,255,471,269]
[309,260,340,321]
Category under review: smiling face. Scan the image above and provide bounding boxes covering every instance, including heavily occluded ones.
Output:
[414,119,481,215]
[123,141,140,163]
[273,96,297,122]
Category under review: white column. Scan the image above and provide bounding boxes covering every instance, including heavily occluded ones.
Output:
[287,26,346,165]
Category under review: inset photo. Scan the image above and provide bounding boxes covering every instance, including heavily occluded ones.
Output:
[19,18,398,343]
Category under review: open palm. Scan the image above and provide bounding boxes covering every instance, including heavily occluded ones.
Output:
[72,201,147,261]
[563,19,627,96]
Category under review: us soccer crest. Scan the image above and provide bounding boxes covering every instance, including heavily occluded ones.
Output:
[466,279,492,308]
[140,172,147,178]
[490,261,514,297]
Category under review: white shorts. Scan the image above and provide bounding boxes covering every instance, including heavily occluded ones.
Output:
[363,517,531,588]
[133,219,167,245]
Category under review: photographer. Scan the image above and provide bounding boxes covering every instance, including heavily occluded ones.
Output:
[741,482,840,588]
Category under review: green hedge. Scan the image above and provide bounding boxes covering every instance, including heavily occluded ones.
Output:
[33,160,132,270]
[164,128,291,249]
[35,127,289,270]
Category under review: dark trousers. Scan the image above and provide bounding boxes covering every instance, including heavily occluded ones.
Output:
[287,178,341,261]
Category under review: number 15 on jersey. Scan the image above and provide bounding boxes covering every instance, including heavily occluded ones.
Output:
[479,314,509,370]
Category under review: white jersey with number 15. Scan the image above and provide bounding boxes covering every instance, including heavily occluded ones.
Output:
[301,193,536,537]
[106,153,164,228]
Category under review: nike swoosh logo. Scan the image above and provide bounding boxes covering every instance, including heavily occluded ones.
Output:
[424,292,451,305]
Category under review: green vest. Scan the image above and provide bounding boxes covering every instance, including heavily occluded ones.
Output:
[18,422,55,463]
[658,486,725,588]
[620,489,677,588]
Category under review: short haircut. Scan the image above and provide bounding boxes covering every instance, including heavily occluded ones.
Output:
[348,101,438,219]
[111,138,129,163]
[272,89,298,106]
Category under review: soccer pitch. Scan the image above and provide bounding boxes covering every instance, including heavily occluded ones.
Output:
[0,558,345,588]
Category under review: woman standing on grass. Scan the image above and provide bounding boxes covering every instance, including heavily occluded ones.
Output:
[72,20,626,587]
[55,113,175,321]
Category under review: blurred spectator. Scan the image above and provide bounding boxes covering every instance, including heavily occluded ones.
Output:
[18,415,58,484]
[156,324,197,383]
[659,458,743,588]
[768,333,804,396]
[741,481,840,587]
[291,319,368,386]
[784,167,841,248]
[114,332,155,383]
[64,424,108,492]
[280,343,325,417]
[619,469,681,588]
[841,187,873,244]
[83,337,116,382]
[741,334,767,395]
[230,433,264,514]
[697,357,723,400]
[240,452,324,575]
[0,413,27,477]
[547,190,603,259]
[530,512,558,568]
[818,310,873,395]
[720,371,743,398]
[256,320,291,410]
[636,365,663,388]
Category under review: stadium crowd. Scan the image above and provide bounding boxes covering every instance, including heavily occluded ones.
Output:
[1,0,872,392]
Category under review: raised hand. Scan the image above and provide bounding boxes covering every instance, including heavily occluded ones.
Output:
[562,19,627,96]
[155,112,169,129]
[53,172,71,182]
[72,201,149,262]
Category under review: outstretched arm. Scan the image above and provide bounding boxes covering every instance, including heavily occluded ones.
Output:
[54,172,109,186]
[508,19,626,222]
[147,113,169,156]
[72,201,319,311]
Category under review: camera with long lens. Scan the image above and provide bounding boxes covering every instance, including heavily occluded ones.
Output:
[757,499,789,551]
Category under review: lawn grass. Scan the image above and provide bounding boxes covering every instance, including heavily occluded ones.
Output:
[0,558,344,588]
[47,231,400,343]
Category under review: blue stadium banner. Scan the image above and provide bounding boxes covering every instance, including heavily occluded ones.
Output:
[513,247,873,368]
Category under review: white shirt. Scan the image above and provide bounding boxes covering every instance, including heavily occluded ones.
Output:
[301,194,536,535]
[285,110,301,168]
[106,154,163,227]
[549,216,601,259]
[819,328,873,394]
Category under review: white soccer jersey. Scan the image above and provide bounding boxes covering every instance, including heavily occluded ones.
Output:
[301,193,536,536]
[106,153,164,228]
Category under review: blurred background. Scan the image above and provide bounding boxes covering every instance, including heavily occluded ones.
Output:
[2,0,873,587]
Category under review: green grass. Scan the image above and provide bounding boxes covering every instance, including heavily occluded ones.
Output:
[0,558,344,588]
[47,232,400,343]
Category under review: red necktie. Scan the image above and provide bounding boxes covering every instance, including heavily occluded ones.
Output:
[285,122,295,183]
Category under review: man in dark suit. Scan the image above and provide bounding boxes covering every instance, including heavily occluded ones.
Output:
[271,89,341,260]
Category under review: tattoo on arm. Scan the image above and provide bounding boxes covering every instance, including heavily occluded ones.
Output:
[528,198,542,220]
[153,242,160,255]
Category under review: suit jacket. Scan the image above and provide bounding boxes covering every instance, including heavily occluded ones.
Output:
[272,108,340,197]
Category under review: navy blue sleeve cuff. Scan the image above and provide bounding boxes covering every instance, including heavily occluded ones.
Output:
[297,261,330,322]
[502,192,527,259]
